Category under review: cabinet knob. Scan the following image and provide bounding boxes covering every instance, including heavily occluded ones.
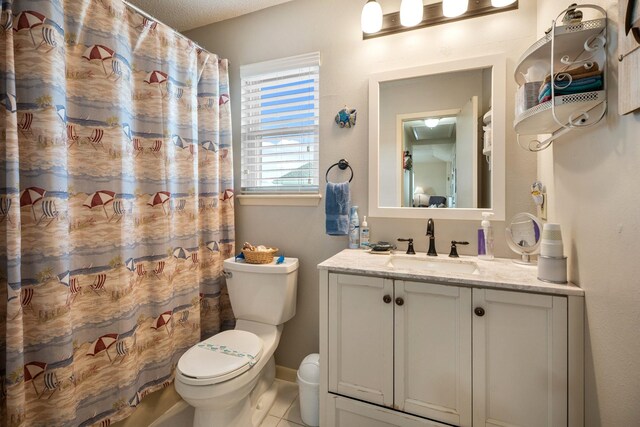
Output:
[383,294,392,304]
[395,297,405,306]
[474,307,485,317]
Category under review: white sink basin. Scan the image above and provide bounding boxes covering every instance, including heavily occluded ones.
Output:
[385,255,479,275]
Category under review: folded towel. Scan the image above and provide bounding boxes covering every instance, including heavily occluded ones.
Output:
[539,76,603,96]
[542,69,603,86]
[542,63,600,84]
[538,77,603,102]
[325,182,350,235]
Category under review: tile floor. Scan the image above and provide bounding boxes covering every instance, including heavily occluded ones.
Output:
[260,379,309,427]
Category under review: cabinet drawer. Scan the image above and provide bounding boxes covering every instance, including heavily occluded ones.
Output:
[326,394,447,427]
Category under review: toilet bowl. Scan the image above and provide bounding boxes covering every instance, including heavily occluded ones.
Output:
[175,257,299,427]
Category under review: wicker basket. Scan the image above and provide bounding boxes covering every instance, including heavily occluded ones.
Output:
[242,248,278,264]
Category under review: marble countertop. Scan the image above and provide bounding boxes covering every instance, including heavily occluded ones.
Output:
[318,249,584,297]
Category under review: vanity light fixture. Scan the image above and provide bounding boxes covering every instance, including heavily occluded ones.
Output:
[443,0,468,18]
[425,118,440,128]
[491,0,516,7]
[361,0,383,34]
[362,0,518,39]
[400,0,424,27]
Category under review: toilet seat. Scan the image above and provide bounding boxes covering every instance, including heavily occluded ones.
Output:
[177,330,263,385]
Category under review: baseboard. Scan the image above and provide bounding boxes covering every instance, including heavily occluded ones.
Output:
[276,364,297,383]
[113,385,183,427]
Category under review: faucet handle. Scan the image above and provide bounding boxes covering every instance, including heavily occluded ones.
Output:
[397,238,416,255]
[449,240,469,258]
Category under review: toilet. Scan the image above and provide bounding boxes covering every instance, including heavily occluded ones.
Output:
[175,256,299,427]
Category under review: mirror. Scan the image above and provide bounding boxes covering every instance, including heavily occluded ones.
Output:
[399,105,480,209]
[369,55,506,220]
[505,212,542,264]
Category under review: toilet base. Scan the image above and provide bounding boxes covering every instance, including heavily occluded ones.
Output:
[192,357,277,427]
[250,375,278,426]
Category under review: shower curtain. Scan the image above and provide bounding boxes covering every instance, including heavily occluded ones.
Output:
[0,0,235,425]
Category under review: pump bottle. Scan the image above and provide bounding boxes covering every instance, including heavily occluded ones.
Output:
[478,212,494,260]
[348,206,360,249]
[360,216,370,249]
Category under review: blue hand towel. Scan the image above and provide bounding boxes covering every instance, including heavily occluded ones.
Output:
[325,182,350,235]
[538,76,603,102]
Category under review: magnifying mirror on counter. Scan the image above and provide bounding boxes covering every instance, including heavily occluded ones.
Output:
[505,212,542,264]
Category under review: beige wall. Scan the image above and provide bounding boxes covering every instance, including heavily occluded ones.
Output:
[186,0,540,371]
[536,1,640,426]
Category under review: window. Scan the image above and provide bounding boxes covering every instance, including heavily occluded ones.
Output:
[240,52,320,196]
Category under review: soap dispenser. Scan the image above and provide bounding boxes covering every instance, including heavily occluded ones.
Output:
[478,212,494,260]
[348,206,360,249]
[360,216,370,249]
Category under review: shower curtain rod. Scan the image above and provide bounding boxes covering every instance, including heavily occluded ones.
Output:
[121,0,214,57]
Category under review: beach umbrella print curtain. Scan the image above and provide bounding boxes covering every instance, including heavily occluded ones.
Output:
[0,0,235,425]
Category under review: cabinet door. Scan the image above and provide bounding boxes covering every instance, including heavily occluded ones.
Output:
[473,289,567,427]
[394,280,472,427]
[328,274,394,406]
[326,395,448,427]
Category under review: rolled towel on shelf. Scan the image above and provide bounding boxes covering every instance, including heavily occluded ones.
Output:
[325,181,350,235]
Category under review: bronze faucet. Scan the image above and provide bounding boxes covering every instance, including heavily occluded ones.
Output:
[426,218,437,256]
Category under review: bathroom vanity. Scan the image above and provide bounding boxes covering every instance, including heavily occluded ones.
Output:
[318,250,584,427]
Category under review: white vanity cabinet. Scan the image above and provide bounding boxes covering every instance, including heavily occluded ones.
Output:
[319,260,584,427]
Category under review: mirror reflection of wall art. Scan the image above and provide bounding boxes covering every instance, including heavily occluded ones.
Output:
[403,150,412,171]
[335,107,357,128]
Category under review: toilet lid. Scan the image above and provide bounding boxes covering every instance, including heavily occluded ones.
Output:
[178,330,263,382]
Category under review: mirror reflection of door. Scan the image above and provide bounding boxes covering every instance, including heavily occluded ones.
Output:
[456,96,478,208]
[400,109,458,208]
[399,96,479,209]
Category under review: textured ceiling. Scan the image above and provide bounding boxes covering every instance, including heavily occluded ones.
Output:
[126,0,296,31]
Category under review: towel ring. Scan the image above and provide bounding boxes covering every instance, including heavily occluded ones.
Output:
[325,159,353,183]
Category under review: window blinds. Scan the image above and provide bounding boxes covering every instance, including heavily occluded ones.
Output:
[240,52,320,194]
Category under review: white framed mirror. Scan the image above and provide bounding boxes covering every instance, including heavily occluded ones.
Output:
[368,55,506,221]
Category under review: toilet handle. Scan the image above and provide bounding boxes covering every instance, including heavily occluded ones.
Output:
[223,271,232,279]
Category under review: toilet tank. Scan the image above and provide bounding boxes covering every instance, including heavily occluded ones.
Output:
[223,257,299,325]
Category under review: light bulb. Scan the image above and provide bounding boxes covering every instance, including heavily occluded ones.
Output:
[361,0,383,34]
[425,118,439,128]
[443,0,468,18]
[491,0,516,7]
[400,0,423,27]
